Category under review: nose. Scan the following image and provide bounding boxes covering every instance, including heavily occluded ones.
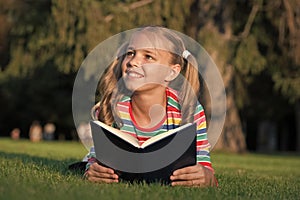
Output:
[127,54,142,68]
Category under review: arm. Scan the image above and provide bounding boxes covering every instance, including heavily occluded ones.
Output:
[170,104,217,187]
[84,147,119,183]
[170,164,217,187]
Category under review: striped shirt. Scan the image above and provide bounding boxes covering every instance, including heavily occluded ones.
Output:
[116,88,213,171]
[86,88,213,172]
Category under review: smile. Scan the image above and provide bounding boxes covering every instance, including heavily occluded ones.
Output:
[126,70,144,78]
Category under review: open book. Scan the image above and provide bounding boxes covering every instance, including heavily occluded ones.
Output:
[90,120,197,184]
[92,120,193,149]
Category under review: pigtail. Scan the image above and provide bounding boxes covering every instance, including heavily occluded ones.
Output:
[92,43,128,126]
[92,59,120,125]
[153,26,201,124]
[179,52,201,124]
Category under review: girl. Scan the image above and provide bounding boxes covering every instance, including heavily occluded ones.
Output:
[85,26,217,187]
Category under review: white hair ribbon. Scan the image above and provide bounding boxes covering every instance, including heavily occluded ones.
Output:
[182,50,191,59]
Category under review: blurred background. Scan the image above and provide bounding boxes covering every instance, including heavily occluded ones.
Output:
[0,0,299,153]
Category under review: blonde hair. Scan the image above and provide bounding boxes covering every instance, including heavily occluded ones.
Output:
[92,26,200,126]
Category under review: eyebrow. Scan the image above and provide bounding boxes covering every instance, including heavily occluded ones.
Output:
[127,47,157,54]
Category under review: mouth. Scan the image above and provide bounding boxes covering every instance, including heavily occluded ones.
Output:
[126,69,144,78]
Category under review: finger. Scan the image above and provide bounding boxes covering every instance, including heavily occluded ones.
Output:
[85,170,119,183]
[90,162,115,174]
[90,171,119,180]
[172,165,202,176]
[86,169,118,180]
[170,172,202,181]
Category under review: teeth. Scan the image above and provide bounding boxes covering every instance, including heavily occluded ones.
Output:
[128,71,143,78]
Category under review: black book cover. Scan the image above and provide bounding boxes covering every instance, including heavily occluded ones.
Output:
[90,121,196,184]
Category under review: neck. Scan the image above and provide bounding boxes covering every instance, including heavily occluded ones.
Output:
[131,87,167,128]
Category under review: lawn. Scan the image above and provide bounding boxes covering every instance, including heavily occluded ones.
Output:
[0,138,299,200]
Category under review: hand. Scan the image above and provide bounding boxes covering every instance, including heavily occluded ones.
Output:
[84,162,119,183]
[170,164,216,187]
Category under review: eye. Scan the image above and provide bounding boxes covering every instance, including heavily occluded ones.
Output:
[145,54,154,60]
[126,50,135,57]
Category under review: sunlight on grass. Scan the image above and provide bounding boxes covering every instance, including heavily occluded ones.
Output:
[0,138,299,200]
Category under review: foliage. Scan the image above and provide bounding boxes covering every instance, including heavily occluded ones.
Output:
[0,0,195,137]
[0,139,299,199]
[0,0,299,151]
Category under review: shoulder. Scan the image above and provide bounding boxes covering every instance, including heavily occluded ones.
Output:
[194,102,206,125]
[166,87,181,111]
[195,103,204,113]
[120,95,131,102]
[166,87,179,100]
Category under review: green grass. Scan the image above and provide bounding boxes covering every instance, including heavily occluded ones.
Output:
[0,138,299,200]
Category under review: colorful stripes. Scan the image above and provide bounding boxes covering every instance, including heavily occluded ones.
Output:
[86,87,213,173]
[117,88,213,171]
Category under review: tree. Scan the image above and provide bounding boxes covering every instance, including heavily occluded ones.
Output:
[1,0,299,152]
[261,0,300,151]
[183,0,300,152]
[184,0,249,152]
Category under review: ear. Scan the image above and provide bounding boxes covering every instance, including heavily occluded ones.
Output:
[165,64,181,82]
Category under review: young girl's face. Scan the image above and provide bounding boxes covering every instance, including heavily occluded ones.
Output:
[121,32,180,92]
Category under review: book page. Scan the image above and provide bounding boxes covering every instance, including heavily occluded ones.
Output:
[140,123,192,148]
[93,121,141,148]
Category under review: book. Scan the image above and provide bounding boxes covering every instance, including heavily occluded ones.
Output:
[90,120,197,184]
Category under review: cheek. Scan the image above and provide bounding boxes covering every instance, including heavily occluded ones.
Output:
[143,65,171,82]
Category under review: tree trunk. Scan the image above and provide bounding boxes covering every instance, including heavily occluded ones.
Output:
[296,100,300,152]
[213,65,247,152]
[185,0,247,152]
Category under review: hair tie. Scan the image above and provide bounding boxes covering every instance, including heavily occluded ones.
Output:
[182,50,191,59]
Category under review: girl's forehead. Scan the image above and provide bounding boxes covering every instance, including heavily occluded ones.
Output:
[128,31,174,53]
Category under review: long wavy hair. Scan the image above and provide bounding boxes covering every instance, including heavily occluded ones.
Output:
[92,26,200,127]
